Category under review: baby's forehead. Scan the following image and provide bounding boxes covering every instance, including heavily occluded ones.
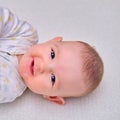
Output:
[57,41,84,52]
[57,53,83,81]
[57,41,84,64]
[62,42,86,55]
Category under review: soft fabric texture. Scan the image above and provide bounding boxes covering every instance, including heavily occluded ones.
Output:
[0,7,38,103]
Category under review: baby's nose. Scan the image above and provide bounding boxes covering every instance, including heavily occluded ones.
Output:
[40,61,53,73]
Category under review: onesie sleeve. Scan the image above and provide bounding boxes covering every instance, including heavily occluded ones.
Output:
[0,7,38,54]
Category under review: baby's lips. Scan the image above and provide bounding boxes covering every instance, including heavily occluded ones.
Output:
[30,59,34,76]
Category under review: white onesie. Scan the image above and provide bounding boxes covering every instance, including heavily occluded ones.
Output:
[0,7,38,103]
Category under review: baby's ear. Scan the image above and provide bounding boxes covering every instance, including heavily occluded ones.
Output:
[50,36,63,42]
[43,95,65,105]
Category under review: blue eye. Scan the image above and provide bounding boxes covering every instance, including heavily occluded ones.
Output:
[51,49,55,59]
[51,73,56,86]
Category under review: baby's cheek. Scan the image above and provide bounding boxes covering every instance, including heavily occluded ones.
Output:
[26,79,41,94]
[41,75,51,88]
[34,75,48,88]
[27,74,52,94]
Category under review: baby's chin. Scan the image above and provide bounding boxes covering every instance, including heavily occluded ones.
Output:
[18,61,27,83]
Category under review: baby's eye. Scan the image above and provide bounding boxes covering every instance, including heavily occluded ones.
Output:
[50,73,56,86]
[51,49,55,59]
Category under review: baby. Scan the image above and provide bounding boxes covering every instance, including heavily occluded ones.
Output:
[0,7,103,105]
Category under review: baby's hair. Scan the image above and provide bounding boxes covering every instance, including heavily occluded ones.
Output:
[77,41,104,96]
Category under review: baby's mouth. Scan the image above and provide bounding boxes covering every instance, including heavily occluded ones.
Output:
[31,60,34,75]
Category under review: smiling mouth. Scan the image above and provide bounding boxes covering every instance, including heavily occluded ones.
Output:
[30,60,34,75]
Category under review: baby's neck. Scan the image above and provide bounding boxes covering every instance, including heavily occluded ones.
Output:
[17,55,23,64]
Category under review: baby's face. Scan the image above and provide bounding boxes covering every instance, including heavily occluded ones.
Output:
[18,37,86,97]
